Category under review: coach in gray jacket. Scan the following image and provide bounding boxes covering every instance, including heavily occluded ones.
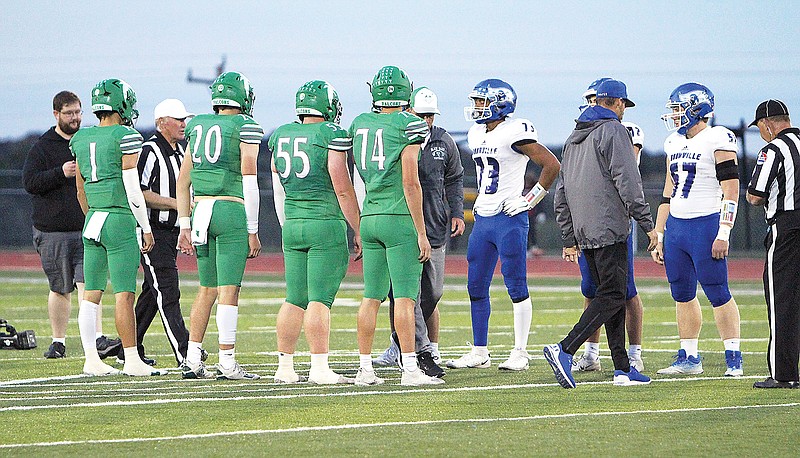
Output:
[545,79,657,388]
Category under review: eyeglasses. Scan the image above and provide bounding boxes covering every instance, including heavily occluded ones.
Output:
[60,110,83,118]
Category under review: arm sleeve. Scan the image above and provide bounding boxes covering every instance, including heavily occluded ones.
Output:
[271,171,285,227]
[553,173,575,247]
[122,167,151,233]
[748,145,779,197]
[242,174,260,233]
[22,143,67,195]
[606,123,654,233]
[442,132,465,219]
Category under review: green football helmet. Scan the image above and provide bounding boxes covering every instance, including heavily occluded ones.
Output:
[91,78,139,126]
[296,80,342,123]
[370,65,413,108]
[210,71,255,116]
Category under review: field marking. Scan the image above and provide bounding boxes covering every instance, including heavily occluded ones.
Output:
[1,401,797,449]
[0,375,767,412]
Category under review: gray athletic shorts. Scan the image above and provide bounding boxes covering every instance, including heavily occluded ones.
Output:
[32,227,84,294]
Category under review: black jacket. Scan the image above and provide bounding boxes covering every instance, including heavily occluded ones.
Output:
[22,127,85,232]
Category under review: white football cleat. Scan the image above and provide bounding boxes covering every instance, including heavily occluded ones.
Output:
[274,369,307,384]
[123,361,167,376]
[216,362,260,380]
[444,344,490,369]
[571,353,602,372]
[308,369,354,385]
[498,349,530,371]
[400,369,446,386]
[83,360,121,376]
[354,368,384,386]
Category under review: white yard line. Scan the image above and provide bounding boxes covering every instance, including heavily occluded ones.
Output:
[1,401,796,449]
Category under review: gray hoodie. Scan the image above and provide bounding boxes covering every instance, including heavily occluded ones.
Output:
[554,115,653,249]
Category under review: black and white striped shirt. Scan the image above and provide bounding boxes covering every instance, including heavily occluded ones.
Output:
[137,131,184,228]
[748,127,800,221]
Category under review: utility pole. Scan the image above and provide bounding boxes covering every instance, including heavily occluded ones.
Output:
[187,55,226,86]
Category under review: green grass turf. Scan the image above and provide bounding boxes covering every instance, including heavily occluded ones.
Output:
[0,270,797,456]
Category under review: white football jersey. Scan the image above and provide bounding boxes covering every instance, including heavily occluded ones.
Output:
[663,125,738,219]
[468,117,537,216]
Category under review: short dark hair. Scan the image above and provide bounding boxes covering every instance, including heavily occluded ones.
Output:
[94,110,114,122]
[596,97,618,108]
[53,91,81,112]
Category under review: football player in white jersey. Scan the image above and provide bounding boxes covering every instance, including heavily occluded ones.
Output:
[572,78,648,373]
[445,79,560,371]
[651,82,743,377]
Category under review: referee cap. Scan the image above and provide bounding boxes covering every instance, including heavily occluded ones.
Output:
[750,99,789,127]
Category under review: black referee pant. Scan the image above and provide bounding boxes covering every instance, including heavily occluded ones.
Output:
[135,227,189,365]
[560,241,630,372]
[763,209,800,382]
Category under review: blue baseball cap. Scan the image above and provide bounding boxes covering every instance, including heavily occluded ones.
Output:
[595,79,635,107]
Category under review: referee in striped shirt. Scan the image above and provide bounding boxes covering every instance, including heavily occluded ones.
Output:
[746,99,800,389]
[126,99,194,367]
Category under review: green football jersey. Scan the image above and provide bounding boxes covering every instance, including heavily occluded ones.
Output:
[268,121,352,220]
[185,113,264,198]
[349,111,428,216]
[70,125,143,213]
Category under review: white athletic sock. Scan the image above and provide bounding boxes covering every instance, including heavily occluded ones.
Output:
[430,342,439,353]
[472,345,490,357]
[123,346,142,364]
[723,338,740,352]
[628,344,642,359]
[52,337,66,345]
[216,304,238,345]
[681,339,699,358]
[359,354,374,372]
[278,352,294,373]
[402,352,419,373]
[219,348,235,370]
[310,353,329,372]
[78,300,100,361]
[187,341,203,366]
[585,342,600,360]
[512,297,532,351]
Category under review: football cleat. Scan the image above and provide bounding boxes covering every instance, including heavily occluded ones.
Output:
[273,369,307,384]
[724,350,743,377]
[572,353,602,372]
[498,349,530,371]
[400,369,446,386]
[43,341,66,359]
[444,344,491,369]
[181,361,216,379]
[96,335,122,359]
[309,369,355,385]
[543,343,576,389]
[83,360,121,376]
[354,368,384,386]
[417,350,446,378]
[217,362,260,380]
[613,367,651,386]
[373,335,400,368]
[656,349,703,375]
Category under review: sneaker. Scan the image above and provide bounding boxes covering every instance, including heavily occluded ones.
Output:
[629,354,644,372]
[753,377,800,389]
[83,360,121,376]
[613,367,651,386]
[656,349,703,375]
[181,361,216,379]
[96,335,122,359]
[274,369,307,384]
[116,351,156,367]
[401,369,446,386]
[123,362,167,377]
[417,350,446,378]
[498,349,530,371]
[724,350,743,377]
[308,369,354,385]
[373,334,400,367]
[572,353,601,372]
[444,344,491,369]
[43,341,66,359]
[543,343,576,389]
[354,368,384,386]
[217,362,260,380]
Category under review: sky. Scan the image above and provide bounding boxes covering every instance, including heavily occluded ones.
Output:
[2,1,799,156]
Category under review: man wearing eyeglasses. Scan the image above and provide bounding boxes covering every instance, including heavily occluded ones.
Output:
[23,91,121,360]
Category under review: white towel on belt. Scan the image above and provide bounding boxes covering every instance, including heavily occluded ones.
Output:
[191,199,216,246]
[83,211,109,242]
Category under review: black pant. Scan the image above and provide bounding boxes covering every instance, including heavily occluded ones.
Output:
[135,227,188,365]
[763,210,800,382]
[560,242,630,372]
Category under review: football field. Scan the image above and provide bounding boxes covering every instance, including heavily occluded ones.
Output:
[0,269,797,456]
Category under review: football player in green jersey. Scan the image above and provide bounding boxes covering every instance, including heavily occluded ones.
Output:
[176,71,263,381]
[351,66,444,386]
[72,78,164,377]
[269,80,361,385]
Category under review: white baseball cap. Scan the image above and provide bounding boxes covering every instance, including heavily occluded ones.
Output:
[154,99,194,120]
[410,87,440,115]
